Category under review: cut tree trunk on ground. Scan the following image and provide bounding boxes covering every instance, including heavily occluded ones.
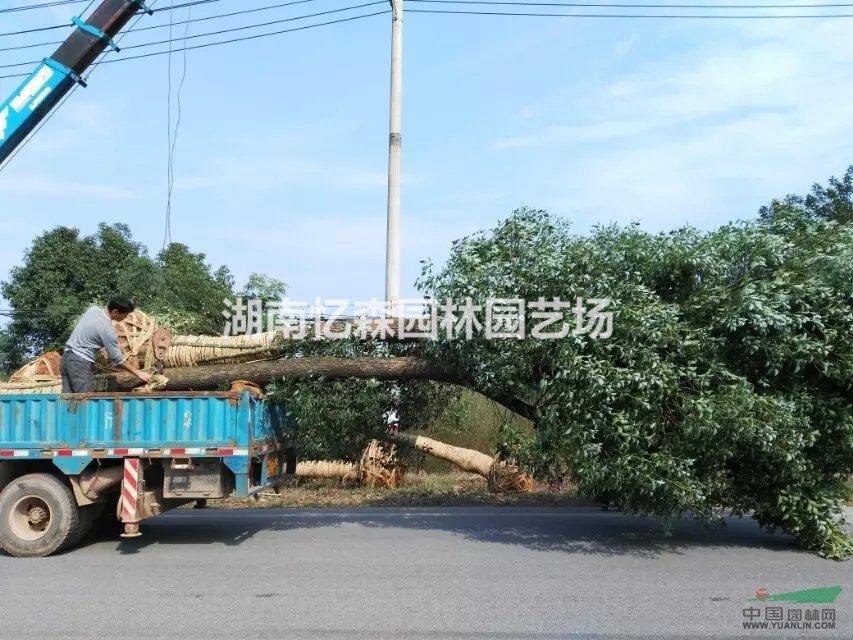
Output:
[391,432,534,494]
[294,440,404,488]
[97,356,540,422]
[296,461,360,482]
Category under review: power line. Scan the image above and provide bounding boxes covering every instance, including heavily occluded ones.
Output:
[0,40,60,54]
[1,2,384,68]
[0,24,69,38]
[123,1,387,49]
[164,0,193,248]
[0,0,85,15]
[0,0,232,39]
[3,0,851,44]
[159,0,231,11]
[137,0,320,32]
[0,7,389,79]
[0,58,50,70]
[410,0,853,6]
[0,0,322,52]
[99,9,390,63]
[164,0,177,249]
[407,7,853,16]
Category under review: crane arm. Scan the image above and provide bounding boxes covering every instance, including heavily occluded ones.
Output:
[0,0,152,166]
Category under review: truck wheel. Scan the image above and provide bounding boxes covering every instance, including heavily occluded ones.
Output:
[0,473,80,558]
[61,502,104,551]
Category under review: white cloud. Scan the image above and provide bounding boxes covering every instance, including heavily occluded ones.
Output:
[518,104,543,120]
[612,34,640,60]
[490,18,853,228]
[176,150,426,192]
[0,175,135,199]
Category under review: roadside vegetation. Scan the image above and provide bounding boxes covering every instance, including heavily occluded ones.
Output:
[217,471,584,509]
[1,166,850,558]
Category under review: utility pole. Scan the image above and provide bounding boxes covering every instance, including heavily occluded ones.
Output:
[385,0,403,317]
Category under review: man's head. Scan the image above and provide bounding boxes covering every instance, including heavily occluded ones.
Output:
[106,296,135,321]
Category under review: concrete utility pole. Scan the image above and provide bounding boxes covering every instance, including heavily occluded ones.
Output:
[385,0,403,316]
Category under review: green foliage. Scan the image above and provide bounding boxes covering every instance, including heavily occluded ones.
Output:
[120,243,235,335]
[238,272,287,301]
[416,166,853,559]
[266,338,463,462]
[0,225,238,368]
[269,376,392,461]
[1,223,144,361]
[0,328,23,375]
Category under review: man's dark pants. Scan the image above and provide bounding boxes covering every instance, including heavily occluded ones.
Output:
[60,350,95,393]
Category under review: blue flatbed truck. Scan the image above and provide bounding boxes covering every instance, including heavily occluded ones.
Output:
[0,391,295,557]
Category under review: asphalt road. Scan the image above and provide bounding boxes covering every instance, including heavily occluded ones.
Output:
[0,507,850,640]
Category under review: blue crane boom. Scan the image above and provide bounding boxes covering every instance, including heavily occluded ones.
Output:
[0,0,151,165]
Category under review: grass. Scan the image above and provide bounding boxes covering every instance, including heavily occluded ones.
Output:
[212,471,592,510]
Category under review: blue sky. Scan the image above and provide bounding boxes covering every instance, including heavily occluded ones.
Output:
[1,0,851,308]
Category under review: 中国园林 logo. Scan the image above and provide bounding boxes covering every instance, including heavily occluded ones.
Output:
[741,586,842,631]
[750,586,842,604]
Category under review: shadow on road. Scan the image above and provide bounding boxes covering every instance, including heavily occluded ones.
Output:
[357,509,802,558]
[77,507,804,559]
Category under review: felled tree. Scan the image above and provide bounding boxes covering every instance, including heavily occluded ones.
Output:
[414,167,853,559]
[391,432,533,493]
[295,440,405,488]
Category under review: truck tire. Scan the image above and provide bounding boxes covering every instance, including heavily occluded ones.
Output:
[0,473,80,558]
[61,501,105,551]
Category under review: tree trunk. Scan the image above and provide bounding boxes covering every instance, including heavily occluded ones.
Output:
[390,432,535,493]
[295,461,360,482]
[391,432,494,476]
[98,356,540,422]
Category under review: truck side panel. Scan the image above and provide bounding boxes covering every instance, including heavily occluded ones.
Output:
[0,391,286,452]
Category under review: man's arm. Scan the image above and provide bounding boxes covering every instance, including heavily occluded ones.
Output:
[116,360,152,384]
[103,322,151,383]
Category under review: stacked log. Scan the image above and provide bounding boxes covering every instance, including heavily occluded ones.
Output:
[10,351,61,382]
[1,352,64,394]
[164,332,282,367]
[294,440,404,488]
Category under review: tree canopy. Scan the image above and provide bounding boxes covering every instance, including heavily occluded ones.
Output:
[414,166,853,559]
[0,224,235,366]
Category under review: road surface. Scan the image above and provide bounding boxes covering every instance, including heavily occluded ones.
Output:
[0,507,850,639]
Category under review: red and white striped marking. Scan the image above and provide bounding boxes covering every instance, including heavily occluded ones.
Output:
[162,447,205,456]
[0,449,32,457]
[0,446,253,459]
[120,458,141,523]
[108,448,145,456]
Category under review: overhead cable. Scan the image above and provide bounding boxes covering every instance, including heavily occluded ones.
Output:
[0,0,322,52]
[0,0,234,38]
[0,8,388,79]
[0,0,85,15]
[407,7,853,16]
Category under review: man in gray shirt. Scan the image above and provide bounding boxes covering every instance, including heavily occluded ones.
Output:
[60,296,152,393]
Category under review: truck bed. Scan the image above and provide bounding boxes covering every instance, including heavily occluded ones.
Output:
[0,391,295,556]
[0,391,290,460]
